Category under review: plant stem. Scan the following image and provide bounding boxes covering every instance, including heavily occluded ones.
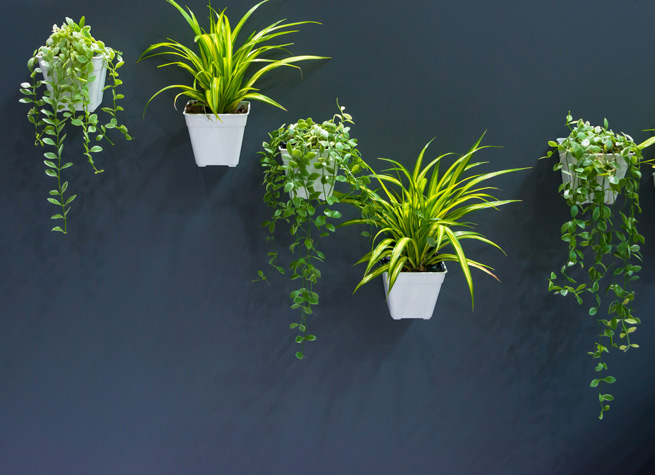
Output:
[52,98,68,234]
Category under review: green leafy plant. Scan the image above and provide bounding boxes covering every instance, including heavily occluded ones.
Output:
[20,17,131,234]
[545,113,653,419]
[639,129,655,151]
[139,0,328,115]
[640,129,655,182]
[342,134,525,304]
[258,106,368,359]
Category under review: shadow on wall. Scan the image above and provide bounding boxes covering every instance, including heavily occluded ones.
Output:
[134,128,220,214]
[490,153,655,432]
[491,157,597,404]
[573,393,655,473]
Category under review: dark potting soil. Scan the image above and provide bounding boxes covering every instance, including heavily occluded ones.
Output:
[380,256,446,273]
[184,102,248,114]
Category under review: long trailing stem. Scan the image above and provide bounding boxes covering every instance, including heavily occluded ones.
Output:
[294,218,316,358]
[36,86,77,235]
[51,97,69,234]
[80,103,102,174]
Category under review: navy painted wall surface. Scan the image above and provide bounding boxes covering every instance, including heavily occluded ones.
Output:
[1,0,654,473]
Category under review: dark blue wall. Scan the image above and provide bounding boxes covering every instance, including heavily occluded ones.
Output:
[1,0,654,473]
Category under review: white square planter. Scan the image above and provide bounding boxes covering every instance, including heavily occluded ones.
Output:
[382,267,447,320]
[183,101,250,167]
[38,55,107,112]
[556,139,628,205]
[280,147,337,200]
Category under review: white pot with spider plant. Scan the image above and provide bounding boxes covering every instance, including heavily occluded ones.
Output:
[342,135,525,320]
[258,106,369,359]
[20,17,131,234]
[138,0,328,167]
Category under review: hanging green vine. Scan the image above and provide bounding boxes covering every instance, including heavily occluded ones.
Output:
[259,106,369,359]
[545,113,652,419]
[20,17,131,234]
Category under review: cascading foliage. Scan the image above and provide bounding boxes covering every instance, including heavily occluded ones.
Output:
[259,106,369,359]
[545,113,652,419]
[20,17,131,234]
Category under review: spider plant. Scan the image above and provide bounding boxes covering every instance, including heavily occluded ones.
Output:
[139,0,328,115]
[343,134,526,306]
[639,129,655,150]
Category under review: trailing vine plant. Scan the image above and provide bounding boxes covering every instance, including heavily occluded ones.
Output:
[20,17,131,234]
[259,106,369,359]
[545,113,652,419]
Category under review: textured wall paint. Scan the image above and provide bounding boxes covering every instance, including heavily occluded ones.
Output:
[1,0,654,473]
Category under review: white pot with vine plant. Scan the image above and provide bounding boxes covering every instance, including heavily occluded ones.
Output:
[38,54,107,112]
[544,113,654,419]
[555,137,629,205]
[279,148,338,200]
[138,0,327,167]
[20,17,131,235]
[257,106,369,359]
[277,119,345,201]
[342,135,525,321]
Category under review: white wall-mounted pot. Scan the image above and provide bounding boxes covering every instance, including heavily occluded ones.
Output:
[280,147,337,200]
[183,101,250,167]
[38,55,107,112]
[556,138,628,205]
[382,266,447,320]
